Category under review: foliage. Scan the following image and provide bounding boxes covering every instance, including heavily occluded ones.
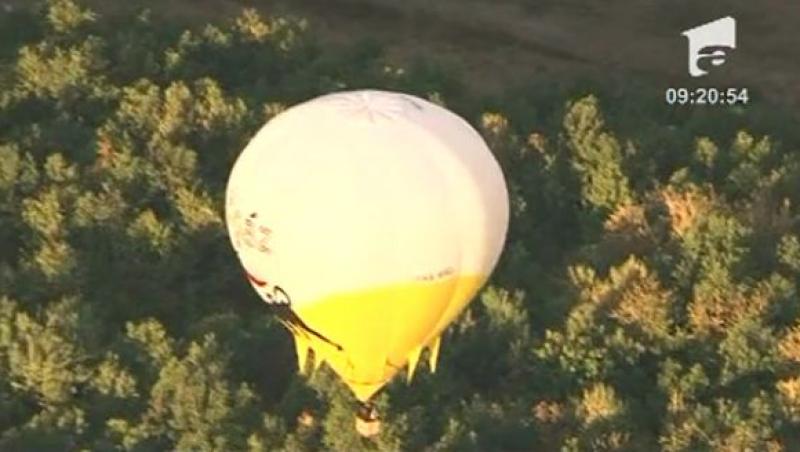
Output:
[1,0,800,450]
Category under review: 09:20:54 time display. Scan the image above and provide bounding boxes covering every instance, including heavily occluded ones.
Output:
[665,87,750,106]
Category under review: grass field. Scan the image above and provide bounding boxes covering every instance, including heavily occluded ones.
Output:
[4,0,798,104]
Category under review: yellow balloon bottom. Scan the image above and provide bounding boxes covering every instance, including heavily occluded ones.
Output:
[286,273,486,401]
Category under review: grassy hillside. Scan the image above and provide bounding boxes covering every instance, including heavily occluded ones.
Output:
[5,0,798,103]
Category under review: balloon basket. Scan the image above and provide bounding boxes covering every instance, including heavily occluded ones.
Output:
[355,401,381,437]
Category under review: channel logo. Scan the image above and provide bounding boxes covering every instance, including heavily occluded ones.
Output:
[682,16,736,78]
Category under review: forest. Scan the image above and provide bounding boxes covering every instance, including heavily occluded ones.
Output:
[2,1,800,450]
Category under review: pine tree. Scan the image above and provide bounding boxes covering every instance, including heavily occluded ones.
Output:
[563,95,632,216]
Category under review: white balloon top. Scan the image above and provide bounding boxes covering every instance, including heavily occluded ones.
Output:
[225,90,508,308]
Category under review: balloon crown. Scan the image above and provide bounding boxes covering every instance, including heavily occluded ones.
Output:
[316,90,423,122]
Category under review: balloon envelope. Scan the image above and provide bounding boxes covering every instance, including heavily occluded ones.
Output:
[226,90,509,401]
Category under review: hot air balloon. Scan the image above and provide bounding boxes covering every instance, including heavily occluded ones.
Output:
[225,90,509,435]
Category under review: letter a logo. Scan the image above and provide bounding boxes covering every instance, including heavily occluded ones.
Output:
[682,16,736,78]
